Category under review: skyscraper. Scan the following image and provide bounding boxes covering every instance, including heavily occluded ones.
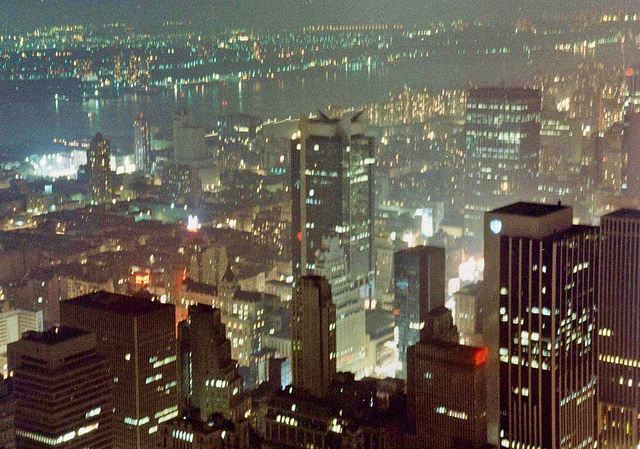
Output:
[291,111,375,291]
[393,246,445,379]
[88,133,112,203]
[407,340,488,449]
[9,326,113,448]
[599,209,640,448]
[291,275,336,399]
[483,202,575,444]
[291,111,374,376]
[464,88,541,240]
[60,292,177,449]
[173,107,207,163]
[485,202,597,449]
[134,113,152,175]
[315,236,368,377]
[178,304,243,420]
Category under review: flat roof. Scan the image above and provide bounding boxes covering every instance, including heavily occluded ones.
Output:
[183,278,218,296]
[491,202,568,217]
[604,208,640,220]
[413,339,488,367]
[468,86,541,100]
[21,326,89,345]
[64,291,173,315]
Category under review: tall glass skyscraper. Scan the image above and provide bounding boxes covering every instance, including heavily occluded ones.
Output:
[291,112,375,377]
[464,87,541,240]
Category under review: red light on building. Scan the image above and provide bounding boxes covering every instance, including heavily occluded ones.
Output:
[393,308,400,316]
[474,347,489,366]
[628,67,635,77]
[296,232,302,242]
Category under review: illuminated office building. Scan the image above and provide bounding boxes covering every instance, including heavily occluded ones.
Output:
[485,202,597,449]
[60,292,177,449]
[394,246,445,379]
[88,133,112,203]
[291,275,336,399]
[464,88,541,240]
[315,236,368,377]
[599,209,640,448]
[178,304,243,420]
[291,111,375,293]
[134,113,152,175]
[9,327,113,448]
[291,112,374,376]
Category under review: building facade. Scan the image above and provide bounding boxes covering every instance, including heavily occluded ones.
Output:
[599,209,640,448]
[464,88,541,239]
[178,304,243,420]
[88,133,112,203]
[9,327,113,448]
[60,292,178,449]
[393,246,446,379]
[291,275,336,399]
[487,203,598,449]
[134,113,152,175]
[483,202,574,445]
[407,341,488,449]
[290,112,374,377]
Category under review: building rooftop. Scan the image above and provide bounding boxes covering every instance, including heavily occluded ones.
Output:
[65,291,173,315]
[491,202,568,217]
[457,282,482,296]
[234,290,278,303]
[412,339,488,367]
[183,278,218,296]
[604,208,640,220]
[21,326,89,345]
[468,86,541,100]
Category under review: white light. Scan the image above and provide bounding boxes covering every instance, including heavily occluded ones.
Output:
[187,215,200,233]
[490,219,503,235]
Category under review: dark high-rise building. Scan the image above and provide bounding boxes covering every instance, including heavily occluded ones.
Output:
[88,133,112,203]
[291,275,336,399]
[393,246,445,379]
[9,327,113,448]
[60,292,177,449]
[290,112,374,376]
[464,87,541,240]
[407,340,488,449]
[599,209,640,448]
[178,304,243,420]
[291,112,375,292]
[485,202,598,449]
[134,113,152,175]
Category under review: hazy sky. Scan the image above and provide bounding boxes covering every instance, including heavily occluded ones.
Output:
[0,0,629,31]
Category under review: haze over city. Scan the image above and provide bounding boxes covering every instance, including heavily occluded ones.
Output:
[0,0,638,448]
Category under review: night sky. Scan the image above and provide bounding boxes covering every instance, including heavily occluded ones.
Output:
[0,0,630,31]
